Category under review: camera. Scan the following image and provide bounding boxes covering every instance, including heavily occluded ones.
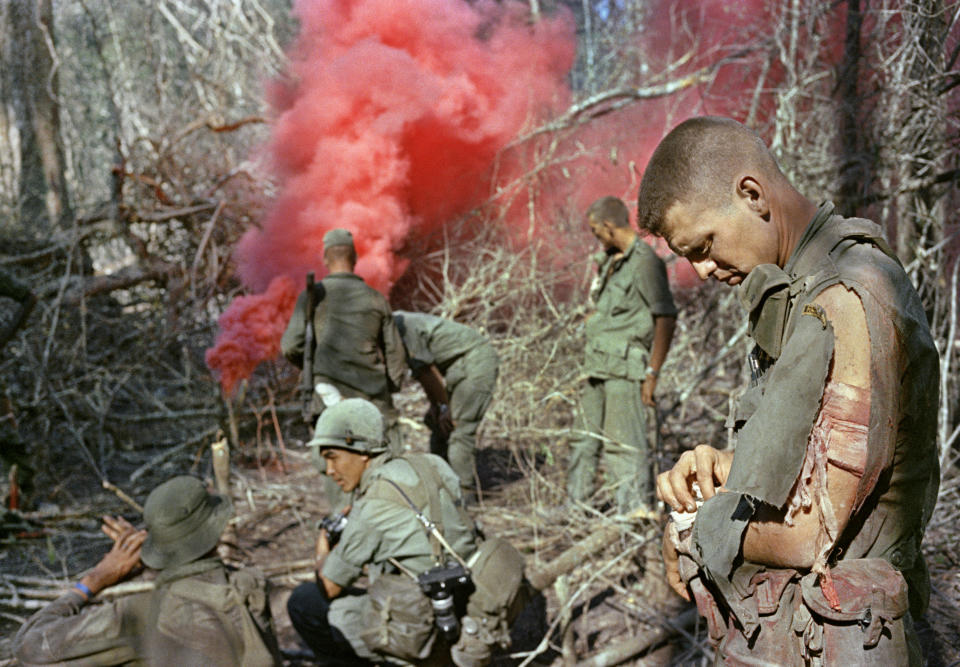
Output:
[317,512,348,547]
[417,562,471,641]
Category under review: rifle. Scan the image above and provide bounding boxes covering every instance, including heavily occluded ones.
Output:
[301,272,316,423]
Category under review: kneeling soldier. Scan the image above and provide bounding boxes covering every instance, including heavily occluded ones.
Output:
[288,398,526,666]
[14,475,280,665]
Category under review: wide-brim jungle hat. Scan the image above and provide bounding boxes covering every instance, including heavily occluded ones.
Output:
[140,475,233,570]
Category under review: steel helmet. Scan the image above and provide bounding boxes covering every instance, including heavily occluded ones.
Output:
[308,398,386,454]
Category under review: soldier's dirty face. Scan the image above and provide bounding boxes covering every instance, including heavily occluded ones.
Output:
[321,448,370,492]
[661,199,778,285]
[587,216,617,250]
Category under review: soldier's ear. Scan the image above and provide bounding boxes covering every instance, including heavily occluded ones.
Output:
[737,175,770,220]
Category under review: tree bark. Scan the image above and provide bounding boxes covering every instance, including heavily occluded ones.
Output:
[835,0,867,217]
[0,0,72,237]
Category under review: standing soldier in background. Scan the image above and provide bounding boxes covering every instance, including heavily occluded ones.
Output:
[567,196,677,514]
[282,228,407,510]
[393,311,500,503]
[644,116,938,664]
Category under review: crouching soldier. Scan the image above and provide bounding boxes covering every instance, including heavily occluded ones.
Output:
[288,398,527,666]
[393,311,500,502]
[14,476,281,665]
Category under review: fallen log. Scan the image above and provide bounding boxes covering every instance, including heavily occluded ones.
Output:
[526,506,659,591]
[576,607,699,667]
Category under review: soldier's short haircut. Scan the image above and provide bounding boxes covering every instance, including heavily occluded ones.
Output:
[586,196,630,228]
[637,116,783,235]
[324,244,357,265]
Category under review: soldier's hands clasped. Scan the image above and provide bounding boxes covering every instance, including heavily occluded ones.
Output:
[656,445,733,513]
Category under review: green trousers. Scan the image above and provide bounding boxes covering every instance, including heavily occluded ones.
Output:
[567,377,650,513]
[430,348,499,493]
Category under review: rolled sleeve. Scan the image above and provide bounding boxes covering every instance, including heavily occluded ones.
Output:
[321,549,364,588]
[634,246,677,317]
[321,504,381,588]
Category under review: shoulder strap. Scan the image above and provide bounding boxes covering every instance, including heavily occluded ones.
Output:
[376,454,472,569]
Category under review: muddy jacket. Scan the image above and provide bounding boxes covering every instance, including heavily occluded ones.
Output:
[685,203,939,665]
[281,272,406,399]
[14,559,280,666]
[584,237,676,380]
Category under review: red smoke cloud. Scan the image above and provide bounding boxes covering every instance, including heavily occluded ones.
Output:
[238,0,575,294]
[205,275,299,395]
[206,0,575,393]
[206,0,782,393]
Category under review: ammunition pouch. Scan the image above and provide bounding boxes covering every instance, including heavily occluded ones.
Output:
[795,559,913,666]
[360,573,437,661]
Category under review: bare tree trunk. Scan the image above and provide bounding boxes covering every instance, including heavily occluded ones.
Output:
[0,0,72,237]
[835,0,868,217]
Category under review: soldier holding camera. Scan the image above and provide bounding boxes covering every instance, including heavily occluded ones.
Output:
[288,398,526,666]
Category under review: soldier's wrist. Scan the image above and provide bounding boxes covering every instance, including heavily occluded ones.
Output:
[645,365,659,378]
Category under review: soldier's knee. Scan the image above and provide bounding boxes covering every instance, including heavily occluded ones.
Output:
[287,582,330,627]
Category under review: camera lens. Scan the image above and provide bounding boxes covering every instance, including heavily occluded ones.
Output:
[430,591,459,641]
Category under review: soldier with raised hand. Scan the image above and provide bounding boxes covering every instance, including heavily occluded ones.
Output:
[393,310,499,503]
[567,196,677,514]
[639,116,939,665]
[281,228,407,509]
[14,476,280,665]
[288,398,526,667]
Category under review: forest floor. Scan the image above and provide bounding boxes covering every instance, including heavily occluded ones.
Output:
[1,385,959,665]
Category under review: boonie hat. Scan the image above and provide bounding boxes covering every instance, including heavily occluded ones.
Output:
[140,476,233,569]
[323,228,355,249]
[308,398,386,455]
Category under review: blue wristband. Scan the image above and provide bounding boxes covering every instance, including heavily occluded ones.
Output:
[74,581,92,598]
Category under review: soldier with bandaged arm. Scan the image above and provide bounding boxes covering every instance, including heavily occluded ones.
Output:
[637,116,939,665]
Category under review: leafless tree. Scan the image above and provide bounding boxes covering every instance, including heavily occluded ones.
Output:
[0,0,73,236]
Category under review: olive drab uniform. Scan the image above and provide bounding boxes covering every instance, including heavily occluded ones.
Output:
[290,451,525,666]
[393,311,500,492]
[281,272,407,510]
[568,237,676,511]
[678,203,939,665]
[14,559,280,666]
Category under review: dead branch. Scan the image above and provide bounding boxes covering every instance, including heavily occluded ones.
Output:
[101,480,144,513]
[57,263,176,306]
[576,607,699,667]
[526,508,659,591]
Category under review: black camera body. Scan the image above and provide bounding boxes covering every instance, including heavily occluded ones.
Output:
[317,512,348,547]
[417,562,472,641]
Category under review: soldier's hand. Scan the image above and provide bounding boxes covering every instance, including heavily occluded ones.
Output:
[662,532,690,601]
[85,524,147,595]
[101,515,138,543]
[437,405,455,438]
[315,529,331,558]
[656,445,733,512]
[641,376,657,406]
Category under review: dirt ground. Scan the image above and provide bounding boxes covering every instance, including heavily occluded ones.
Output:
[1,394,959,665]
